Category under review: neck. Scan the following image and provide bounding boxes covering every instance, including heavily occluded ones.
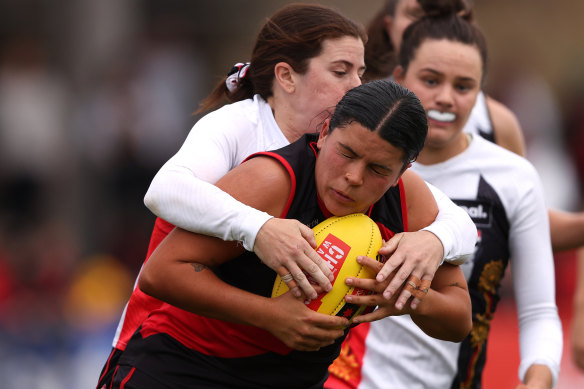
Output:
[267,95,304,143]
[417,132,471,165]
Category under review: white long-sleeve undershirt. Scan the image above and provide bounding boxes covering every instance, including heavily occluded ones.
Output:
[144,96,476,260]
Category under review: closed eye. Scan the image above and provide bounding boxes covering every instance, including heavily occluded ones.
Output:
[339,150,355,158]
[370,165,391,176]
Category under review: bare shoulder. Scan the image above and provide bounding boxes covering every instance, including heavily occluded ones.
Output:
[485,96,526,156]
[400,169,438,231]
[216,155,292,217]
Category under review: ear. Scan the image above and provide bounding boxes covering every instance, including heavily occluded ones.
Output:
[274,62,296,94]
[393,65,405,84]
[316,118,331,149]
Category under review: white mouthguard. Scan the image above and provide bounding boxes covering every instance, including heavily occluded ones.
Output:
[427,109,456,122]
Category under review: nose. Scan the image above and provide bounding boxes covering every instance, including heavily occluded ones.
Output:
[435,84,454,108]
[346,72,362,91]
[344,164,364,186]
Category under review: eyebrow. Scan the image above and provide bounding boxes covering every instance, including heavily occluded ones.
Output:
[339,142,359,157]
[421,68,477,83]
[420,68,442,77]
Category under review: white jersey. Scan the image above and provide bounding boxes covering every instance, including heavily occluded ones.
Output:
[327,135,562,389]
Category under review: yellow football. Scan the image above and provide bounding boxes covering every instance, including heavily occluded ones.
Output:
[271,213,383,320]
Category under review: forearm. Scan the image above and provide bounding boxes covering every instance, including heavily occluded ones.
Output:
[548,209,584,252]
[512,239,562,385]
[144,168,272,250]
[410,282,471,342]
[422,182,477,264]
[514,263,562,386]
[139,249,273,328]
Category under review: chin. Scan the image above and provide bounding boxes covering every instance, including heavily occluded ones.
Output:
[324,202,353,217]
[426,132,451,147]
[328,203,367,217]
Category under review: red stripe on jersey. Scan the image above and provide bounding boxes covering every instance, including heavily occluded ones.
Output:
[119,367,135,389]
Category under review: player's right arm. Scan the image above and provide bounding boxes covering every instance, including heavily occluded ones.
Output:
[140,156,349,351]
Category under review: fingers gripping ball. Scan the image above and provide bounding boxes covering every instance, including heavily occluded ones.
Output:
[272,213,383,321]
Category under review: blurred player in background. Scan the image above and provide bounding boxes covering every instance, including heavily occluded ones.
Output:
[327,8,562,389]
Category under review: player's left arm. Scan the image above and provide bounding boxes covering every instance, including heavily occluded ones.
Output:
[345,256,471,342]
[375,169,476,310]
[510,165,562,388]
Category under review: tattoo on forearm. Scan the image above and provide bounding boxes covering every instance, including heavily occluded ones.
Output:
[191,263,208,272]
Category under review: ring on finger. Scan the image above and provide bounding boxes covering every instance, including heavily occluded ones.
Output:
[406,280,418,290]
[411,280,432,299]
[419,279,431,294]
[281,273,294,283]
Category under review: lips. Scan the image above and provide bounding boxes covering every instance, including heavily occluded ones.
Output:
[427,109,456,123]
[332,189,354,203]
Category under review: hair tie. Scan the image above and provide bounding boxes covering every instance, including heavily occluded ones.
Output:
[226,62,250,92]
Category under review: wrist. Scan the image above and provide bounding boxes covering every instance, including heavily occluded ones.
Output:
[239,211,273,251]
[420,225,447,260]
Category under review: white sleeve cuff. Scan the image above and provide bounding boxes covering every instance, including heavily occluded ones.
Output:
[235,208,274,251]
[421,224,466,266]
[423,182,477,265]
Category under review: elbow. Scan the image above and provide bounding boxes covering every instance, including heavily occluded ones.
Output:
[138,268,159,299]
[144,170,170,215]
[452,315,473,343]
[438,314,472,343]
[440,289,473,342]
[451,298,473,342]
[143,184,160,214]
